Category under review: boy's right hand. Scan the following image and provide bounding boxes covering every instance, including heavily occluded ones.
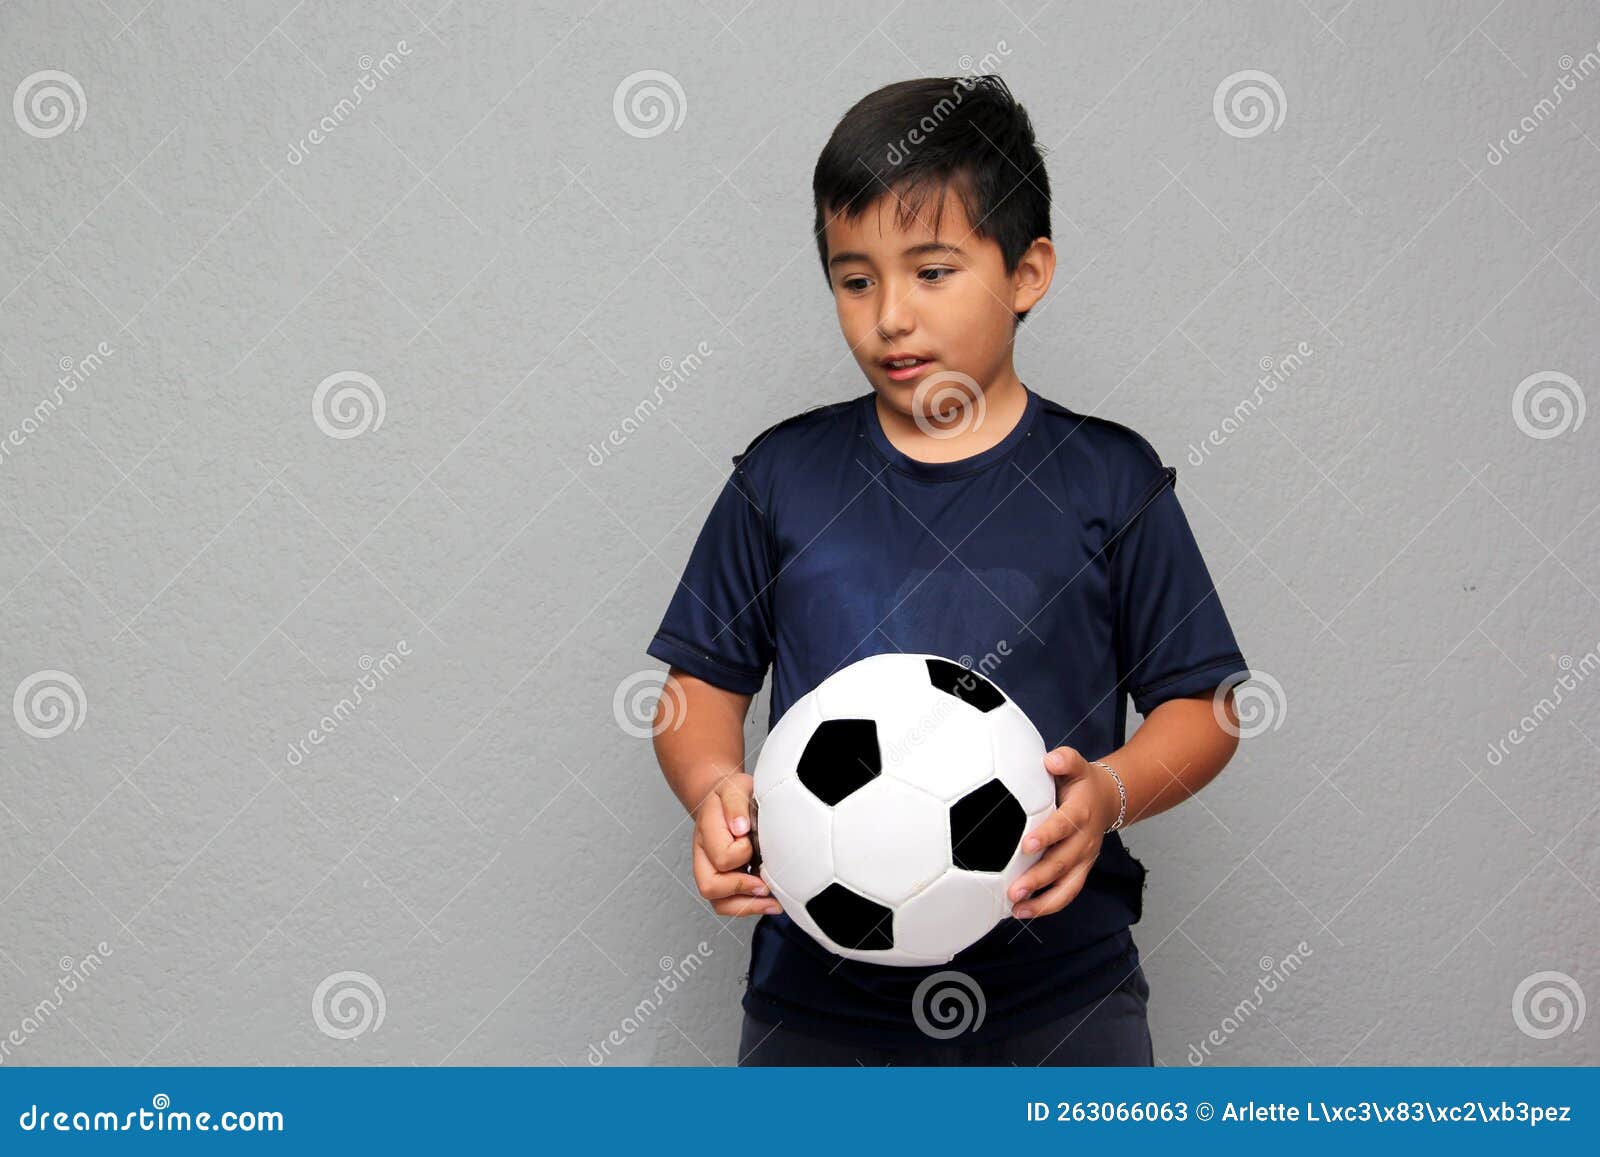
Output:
[692,772,783,917]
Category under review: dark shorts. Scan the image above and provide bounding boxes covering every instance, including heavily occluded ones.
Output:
[736,963,1154,1066]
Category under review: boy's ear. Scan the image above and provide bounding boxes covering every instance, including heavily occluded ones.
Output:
[1011,236,1056,316]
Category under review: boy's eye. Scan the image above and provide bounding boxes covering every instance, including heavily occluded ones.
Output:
[920,266,955,283]
[842,276,871,292]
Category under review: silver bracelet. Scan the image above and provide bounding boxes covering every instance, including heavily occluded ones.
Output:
[1092,760,1127,833]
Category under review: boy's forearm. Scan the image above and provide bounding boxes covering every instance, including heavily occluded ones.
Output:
[1093,690,1241,829]
[651,672,751,816]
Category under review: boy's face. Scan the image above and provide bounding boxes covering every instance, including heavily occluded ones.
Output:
[822,183,1052,419]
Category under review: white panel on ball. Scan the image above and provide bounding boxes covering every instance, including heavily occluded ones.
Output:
[755,775,834,899]
[894,871,1010,961]
[832,777,951,907]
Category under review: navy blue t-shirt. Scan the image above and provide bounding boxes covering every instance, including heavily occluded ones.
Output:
[646,383,1249,1046]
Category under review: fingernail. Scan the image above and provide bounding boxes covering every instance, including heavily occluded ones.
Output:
[765,903,781,914]
[1010,886,1024,901]
[752,884,769,896]
[731,816,749,835]
[1023,837,1038,852]
[1015,907,1033,918]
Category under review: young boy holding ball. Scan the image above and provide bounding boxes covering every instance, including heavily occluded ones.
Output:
[648,75,1247,1065]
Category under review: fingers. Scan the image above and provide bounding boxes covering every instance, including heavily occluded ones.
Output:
[697,794,753,873]
[692,832,781,916]
[1020,787,1099,855]
[711,892,784,917]
[1013,861,1092,920]
[720,776,754,838]
[1008,827,1096,916]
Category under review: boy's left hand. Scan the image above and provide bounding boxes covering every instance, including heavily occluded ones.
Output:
[1006,746,1122,920]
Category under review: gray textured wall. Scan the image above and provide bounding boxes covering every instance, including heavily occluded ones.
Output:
[0,0,1595,1067]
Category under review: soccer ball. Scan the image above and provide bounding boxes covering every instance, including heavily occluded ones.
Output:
[750,653,1057,966]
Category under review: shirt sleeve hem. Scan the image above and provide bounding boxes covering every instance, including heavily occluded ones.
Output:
[1129,652,1248,716]
[647,631,766,695]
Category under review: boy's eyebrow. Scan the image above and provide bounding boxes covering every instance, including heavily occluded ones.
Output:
[827,240,969,268]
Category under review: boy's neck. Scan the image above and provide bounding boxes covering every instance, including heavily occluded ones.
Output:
[873,371,1029,464]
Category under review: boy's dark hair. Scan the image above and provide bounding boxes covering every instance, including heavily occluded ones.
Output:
[812,74,1051,323]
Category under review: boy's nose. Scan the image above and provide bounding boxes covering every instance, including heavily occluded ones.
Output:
[875,292,915,339]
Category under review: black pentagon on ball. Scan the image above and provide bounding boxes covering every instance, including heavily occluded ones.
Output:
[950,778,1027,872]
[807,882,895,951]
[925,657,1005,712]
[796,718,881,805]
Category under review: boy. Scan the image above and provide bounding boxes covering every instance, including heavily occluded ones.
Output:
[646,75,1247,1066]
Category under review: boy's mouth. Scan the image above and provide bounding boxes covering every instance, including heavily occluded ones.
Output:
[880,354,935,382]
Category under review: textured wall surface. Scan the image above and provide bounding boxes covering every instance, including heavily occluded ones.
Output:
[0,0,1596,1067]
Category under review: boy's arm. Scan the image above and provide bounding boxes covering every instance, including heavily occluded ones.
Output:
[652,666,780,917]
[1084,686,1242,831]
[652,666,753,817]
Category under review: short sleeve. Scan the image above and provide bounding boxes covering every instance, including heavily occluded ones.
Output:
[645,461,777,695]
[1109,468,1248,716]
